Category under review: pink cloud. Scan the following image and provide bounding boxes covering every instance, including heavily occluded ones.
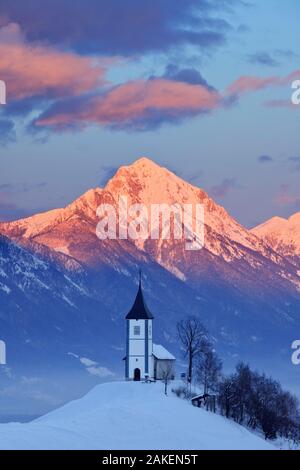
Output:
[35,78,221,130]
[1,22,299,133]
[0,24,110,101]
[275,185,300,207]
[282,69,300,85]
[225,70,300,101]
[34,68,300,131]
[264,99,298,109]
[226,75,279,96]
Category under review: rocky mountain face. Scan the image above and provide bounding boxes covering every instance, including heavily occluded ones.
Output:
[0,158,300,416]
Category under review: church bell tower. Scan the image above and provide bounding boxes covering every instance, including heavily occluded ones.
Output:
[125,272,154,381]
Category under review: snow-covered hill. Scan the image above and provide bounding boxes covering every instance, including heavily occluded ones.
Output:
[0,381,275,450]
[252,212,300,265]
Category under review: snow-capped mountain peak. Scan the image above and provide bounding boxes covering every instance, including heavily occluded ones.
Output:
[0,157,237,247]
[0,187,103,240]
[106,156,208,205]
[0,158,299,289]
[252,211,300,258]
[104,157,264,253]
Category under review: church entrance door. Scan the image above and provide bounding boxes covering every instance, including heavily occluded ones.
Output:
[134,368,141,381]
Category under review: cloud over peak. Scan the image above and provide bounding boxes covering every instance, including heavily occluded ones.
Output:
[34,77,221,132]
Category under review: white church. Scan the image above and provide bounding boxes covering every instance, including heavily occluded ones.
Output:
[124,275,176,381]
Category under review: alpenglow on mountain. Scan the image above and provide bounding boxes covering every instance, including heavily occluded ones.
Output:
[252,212,300,266]
[0,158,299,417]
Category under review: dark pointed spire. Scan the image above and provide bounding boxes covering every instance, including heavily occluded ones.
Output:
[126,269,154,320]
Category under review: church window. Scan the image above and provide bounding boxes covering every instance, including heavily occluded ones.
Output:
[134,325,141,335]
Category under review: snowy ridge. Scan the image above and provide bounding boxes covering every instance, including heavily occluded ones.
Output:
[0,157,299,290]
[0,157,279,259]
[0,381,275,450]
[252,212,300,261]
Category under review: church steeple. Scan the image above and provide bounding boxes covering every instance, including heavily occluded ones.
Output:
[125,271,154,320]
[125,270,154,380]
[124,269,175,382]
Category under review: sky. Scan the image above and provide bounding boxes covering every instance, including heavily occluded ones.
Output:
[0,0,299,228]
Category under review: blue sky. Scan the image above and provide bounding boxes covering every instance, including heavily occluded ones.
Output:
[0,0,299,227]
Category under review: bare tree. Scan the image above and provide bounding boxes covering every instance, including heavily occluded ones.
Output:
[160,362,174,396]
[218,375,237,419]
[218,363,300,442]
[177,316,207,387]
[196,344,222,394]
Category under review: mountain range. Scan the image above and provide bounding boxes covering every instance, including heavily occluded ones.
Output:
[0,158,299,417]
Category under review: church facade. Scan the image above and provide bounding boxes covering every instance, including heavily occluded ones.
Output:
[124,276,175,381]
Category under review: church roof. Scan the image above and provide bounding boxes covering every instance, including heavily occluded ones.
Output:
[126,275,154,320]
[153,344,175,360]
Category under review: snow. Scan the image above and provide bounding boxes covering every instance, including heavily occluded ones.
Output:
[153,343,175,360]
[0,157,268,266]
[0,187,102,240]
[0,282,11,294]
[252,212,300,256]
[108,158,260,254]
[54,245,70,256]
[61,294,76,307]
[1,157,298,289]
[63,275,89,296]
[0,267,7,278]
[0,381,275,450]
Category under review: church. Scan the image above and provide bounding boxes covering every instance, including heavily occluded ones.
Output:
[124,275,176,381]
